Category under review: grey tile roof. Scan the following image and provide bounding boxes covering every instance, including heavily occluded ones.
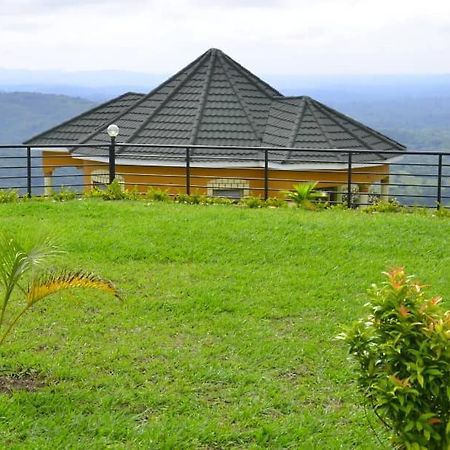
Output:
[25,48,406,165]
[24,92,145,146]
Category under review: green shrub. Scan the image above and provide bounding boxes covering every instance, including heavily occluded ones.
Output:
[83,186,104,199]
[51,187,77,202]
[208,196,235,206]
[175,193,204,205]
[146,187,171,202]
[435,206,450,218]
[264,197,287,208]
[364,198,403,213]
[339,269,450,449]
[239,196,264,208]
[0,189,19,203]
[101,180,128,200]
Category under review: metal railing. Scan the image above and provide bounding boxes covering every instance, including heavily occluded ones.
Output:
[0,142,449,209]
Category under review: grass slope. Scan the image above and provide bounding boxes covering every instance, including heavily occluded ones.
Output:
[0,201,448,449]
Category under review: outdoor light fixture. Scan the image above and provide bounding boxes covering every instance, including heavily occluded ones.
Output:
[107,124,119,184]
[107,124,120,138]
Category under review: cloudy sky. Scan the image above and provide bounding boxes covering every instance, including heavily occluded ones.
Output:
[1,0,450,75]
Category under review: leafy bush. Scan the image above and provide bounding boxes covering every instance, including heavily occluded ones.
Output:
[264,197,287,208]
[364,198,403,213]
[146,187,171,202]
[101,180,128,200]
[51,187,77,202]
[339,269,450,449]
[175,193,204,205]
[435,206,450,218]
[239,196,265,208]
[207,196,235,206]
[0,189,19,203]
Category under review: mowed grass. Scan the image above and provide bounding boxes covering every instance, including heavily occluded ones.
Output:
[0,200,448,449]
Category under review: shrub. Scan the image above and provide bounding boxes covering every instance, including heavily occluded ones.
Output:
[146,187,171,202]
[364,198,403,213]
[264,197,287,208]
[51,186,77,202]
[239,196,264,208]
[435,206,450,218]
[339,269,450,449]
[83,186,104,199]
[0,189,19,203]
[175,193,204,205]
[123,186,141,200]
[101,180,128,200]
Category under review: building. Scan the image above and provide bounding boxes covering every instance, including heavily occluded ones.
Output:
[25,48,405,202]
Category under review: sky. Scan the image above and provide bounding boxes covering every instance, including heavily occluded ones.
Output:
[1,0,450,75]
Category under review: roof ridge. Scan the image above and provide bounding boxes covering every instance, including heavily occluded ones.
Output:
[287,99,307,149]
[23,92,143,145]
[221,52,284,98]
[217,52,262,143]
[306,100,336,149]
[74,50,211,147]
[311,98,406,150]
[120,54,210,149]
[189,49,217,148]
[311,99,376,150]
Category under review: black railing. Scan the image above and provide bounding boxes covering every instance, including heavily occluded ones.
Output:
[0,142,449,209]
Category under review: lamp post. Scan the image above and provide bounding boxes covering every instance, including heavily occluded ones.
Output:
[107,124,119,184]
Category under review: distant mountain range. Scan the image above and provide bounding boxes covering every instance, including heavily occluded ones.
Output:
[0,92,95,145]
[1,68,450,101]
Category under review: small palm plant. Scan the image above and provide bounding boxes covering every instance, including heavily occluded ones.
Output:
[285,182,328,209]
[0,234,120,345]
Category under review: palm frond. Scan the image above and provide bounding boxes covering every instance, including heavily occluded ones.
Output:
[0,234,61,289]
[27,270,121,305]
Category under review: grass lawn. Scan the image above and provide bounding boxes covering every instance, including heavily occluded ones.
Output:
[0,200,448,449]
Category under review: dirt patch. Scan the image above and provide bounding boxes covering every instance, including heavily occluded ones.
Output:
[0,372,47,394]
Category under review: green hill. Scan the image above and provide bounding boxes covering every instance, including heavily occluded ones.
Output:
[0,92,96,144]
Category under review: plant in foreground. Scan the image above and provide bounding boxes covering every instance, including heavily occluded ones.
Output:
[0,234,120,346]
[0,189,19,204]
[285,182,328,209]
[339,268,450,449]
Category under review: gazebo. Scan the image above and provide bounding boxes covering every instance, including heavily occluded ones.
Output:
[25,48,405,202]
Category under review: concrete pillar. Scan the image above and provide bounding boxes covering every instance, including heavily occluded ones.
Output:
[358,184,370,208]
[43,171,53,196]
[380,178,390,201]
[335,185,346,204]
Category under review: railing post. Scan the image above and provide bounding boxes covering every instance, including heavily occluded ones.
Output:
[186,147,191,195]
[437,153,443,209]
[264,149,269,200]
[109,137,116,184]
[347,151,353,208]
[26,146,32,198]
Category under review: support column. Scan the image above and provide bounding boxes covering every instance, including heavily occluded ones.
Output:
[358,184,370,208]
[335,185,345,204]
[380,177,390,201]
[83,168,91,192]
[43,170,54,197]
